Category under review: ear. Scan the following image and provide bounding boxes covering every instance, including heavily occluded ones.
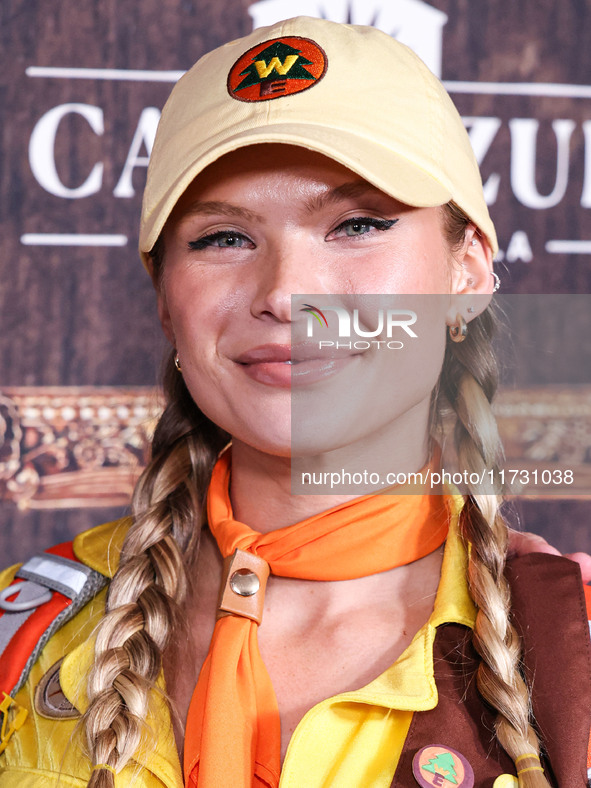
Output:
[446,226,495,328]
[154,278,176,348]
[144,250,177,347]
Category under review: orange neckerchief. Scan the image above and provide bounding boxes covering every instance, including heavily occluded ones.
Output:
[184,451,450,788]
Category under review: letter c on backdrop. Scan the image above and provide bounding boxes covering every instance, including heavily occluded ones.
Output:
[29,103,104,198]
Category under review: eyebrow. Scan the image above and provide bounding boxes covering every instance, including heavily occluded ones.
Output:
[181,200,264,223]
[304,180,388,214]
[181,181,387,223]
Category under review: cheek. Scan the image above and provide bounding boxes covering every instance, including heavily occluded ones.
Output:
[355,242,452,295]
[175,329,235,436]
[372,295,449,417]
[163,269,236,346]
[165,294,243,421]
[164,287,223,386]
[403,245,452,293]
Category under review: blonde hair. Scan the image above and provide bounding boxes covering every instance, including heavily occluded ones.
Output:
[439,316,550,788]
[437,205,550,787]
[83,207,551,787]
[83,359,227,786]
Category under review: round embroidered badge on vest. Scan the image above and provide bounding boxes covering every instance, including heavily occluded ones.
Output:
[34,658,79,719]
[412,745,475,788]
[227,36,327,102]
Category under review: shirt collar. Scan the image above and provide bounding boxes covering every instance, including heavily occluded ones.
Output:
[72,517,128,577]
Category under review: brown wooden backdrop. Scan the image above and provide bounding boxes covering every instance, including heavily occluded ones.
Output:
[1,0,590,565]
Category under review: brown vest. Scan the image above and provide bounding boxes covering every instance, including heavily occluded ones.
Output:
[391,554,591,787]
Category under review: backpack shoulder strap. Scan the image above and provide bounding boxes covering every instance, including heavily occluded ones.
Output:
[0,540,108,700]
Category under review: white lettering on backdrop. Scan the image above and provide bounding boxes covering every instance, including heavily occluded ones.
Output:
[28,104,159,200]
[29,103,104,198]
[21,0,590,257]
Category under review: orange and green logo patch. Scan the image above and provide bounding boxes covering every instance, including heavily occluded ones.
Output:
[412,745,474,788]
[227,36,327,102]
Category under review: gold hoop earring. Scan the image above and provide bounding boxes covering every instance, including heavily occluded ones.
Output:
[174,353,182,372]
[448,314,467,343]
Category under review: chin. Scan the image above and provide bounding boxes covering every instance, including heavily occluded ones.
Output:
[227,417,293,459]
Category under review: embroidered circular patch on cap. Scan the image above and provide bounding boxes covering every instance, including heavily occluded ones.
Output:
[412,745,475,788]
[227,36,327,102]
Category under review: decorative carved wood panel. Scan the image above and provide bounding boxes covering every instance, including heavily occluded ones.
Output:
[1,386,590,509]
[0,387,161,509]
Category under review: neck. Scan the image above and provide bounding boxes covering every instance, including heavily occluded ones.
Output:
[230,404,432,533]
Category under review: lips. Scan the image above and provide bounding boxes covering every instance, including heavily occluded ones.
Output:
[234,343,363,387]
[233,344,292,388]
[235,344,292,365]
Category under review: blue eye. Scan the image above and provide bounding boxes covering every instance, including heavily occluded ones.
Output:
[189,231,253,250]
[331,217,398,238]
[344,221,371,236]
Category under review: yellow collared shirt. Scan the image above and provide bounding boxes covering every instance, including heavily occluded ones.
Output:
[0,511,490,787]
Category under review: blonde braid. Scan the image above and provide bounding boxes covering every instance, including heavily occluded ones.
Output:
[439,308,551,788]
[83,353,228,786]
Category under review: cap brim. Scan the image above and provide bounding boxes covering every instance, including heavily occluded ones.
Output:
[139,123,452,268]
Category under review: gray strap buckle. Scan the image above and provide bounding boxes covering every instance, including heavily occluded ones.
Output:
[0,553,93,613]
[0,581,53,612]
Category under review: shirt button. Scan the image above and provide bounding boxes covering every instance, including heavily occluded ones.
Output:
[230,568,260,597]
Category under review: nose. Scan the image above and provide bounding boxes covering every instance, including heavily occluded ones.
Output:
[250,239,327,323]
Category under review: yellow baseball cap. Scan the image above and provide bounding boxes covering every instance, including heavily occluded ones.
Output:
[139,16,497,267]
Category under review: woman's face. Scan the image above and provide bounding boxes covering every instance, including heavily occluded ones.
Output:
[157,145,491,461]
